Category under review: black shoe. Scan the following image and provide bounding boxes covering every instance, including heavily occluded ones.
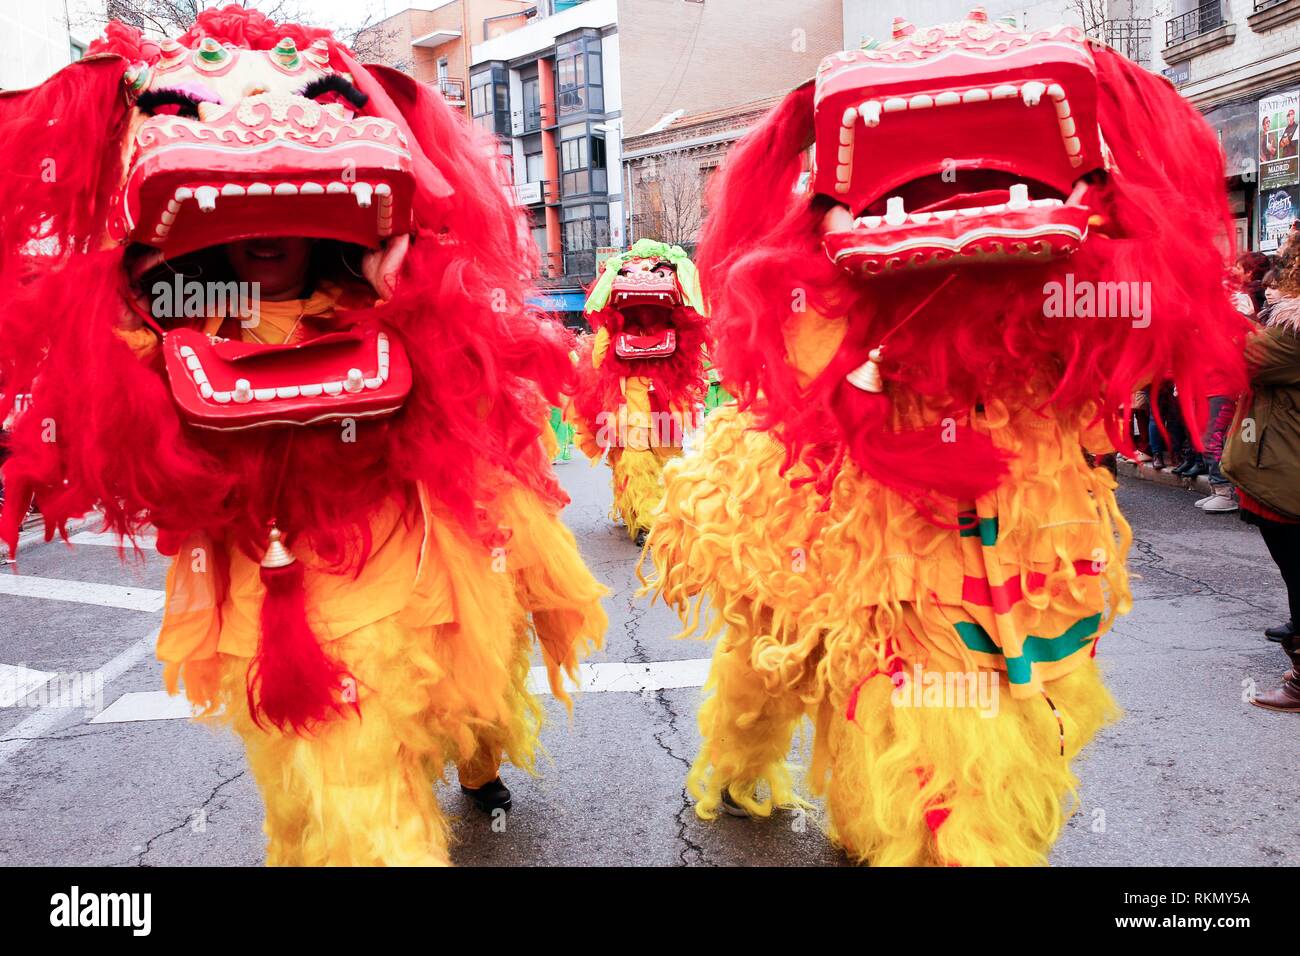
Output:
[1172,457,1198,476]
[460,777,512,814]
[1181,460,1208,478]
[1266,621,1295,643]
[719,787,754,818]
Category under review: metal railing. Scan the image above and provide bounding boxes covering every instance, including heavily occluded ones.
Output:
[1255,0,1288,12]
[1165,2,1225,46]
[1105,18,1152,65]
[438,78,465,101]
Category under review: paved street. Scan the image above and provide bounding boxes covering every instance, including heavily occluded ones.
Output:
[0,461,1296,866]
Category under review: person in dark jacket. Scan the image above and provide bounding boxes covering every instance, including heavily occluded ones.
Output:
[1222,280,1300,711]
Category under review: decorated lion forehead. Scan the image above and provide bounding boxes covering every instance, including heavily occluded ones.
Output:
[91,14,415,259]
[585,238,705,316]
[814,6,1112,276]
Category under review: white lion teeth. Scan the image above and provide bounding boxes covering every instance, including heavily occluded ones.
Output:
[852,183,1061,231]
[194,186,218,212]
[1021,81,1046,107]
[326,182,349,194]
[344,368,365,392]
[246,183,272,196]
[884,196,907,227]
[220,183,246,197]
[299,182,324,195]
[351,183,373,208]
[273,183,298,196]
[232,378,252,404]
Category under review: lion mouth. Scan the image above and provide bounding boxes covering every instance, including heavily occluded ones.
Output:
[823,169,1093,275]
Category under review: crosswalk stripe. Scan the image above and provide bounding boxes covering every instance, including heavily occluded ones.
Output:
[0,574,165,612]
[0,664,55,708]
[70,531,157,549]
[88,657,715,725]
[0,633,156,768]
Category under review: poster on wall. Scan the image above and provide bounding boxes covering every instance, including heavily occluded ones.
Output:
[1258,90,1299,191]
[1259,184,1299,253]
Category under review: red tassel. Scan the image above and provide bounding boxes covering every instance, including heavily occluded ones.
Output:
[246,528,357,734]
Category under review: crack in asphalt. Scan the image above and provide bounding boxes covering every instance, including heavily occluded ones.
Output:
[648,688,708,867]
[1129,533,1280,618]
[125,766,247,867]
[615,552,708,865]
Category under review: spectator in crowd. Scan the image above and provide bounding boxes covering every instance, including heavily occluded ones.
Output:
[1131,388,1153,462]
[1192,253,1271,510]
[1148,381,1186,471]
[1222,253,1300,711]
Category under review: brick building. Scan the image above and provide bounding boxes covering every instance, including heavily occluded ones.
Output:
[621,94,783,250]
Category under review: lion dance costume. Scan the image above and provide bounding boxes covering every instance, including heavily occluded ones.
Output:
[0,7,606,865]
[571,239,709,541]
[649,10,1247,865]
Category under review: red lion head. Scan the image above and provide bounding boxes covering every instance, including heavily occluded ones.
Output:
[697,9,1248,508]
[0,6,572,568]
[574,241,709,446]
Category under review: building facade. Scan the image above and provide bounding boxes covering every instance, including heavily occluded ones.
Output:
[466,0,846,319]
[471,0,623,320]
[354,1,535,113]
[2,0,97,90]
[1150,0,1300,252]
[621,95,784,251]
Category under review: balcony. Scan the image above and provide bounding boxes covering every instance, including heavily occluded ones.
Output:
[1162,2,1235,63]
[514,179,559,206]
[438,78,465,104]
[1249,0,1300,33]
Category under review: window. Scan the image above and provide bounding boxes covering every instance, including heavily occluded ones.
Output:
[437,58,449,81]
[561,203,610,276]
[469,64,509,137]
[559,125,608,197]
[525,151,544,183]
[522,77,542,131]
[555,32,604,117]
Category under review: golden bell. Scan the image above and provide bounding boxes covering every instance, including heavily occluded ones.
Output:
[260,526,297,570]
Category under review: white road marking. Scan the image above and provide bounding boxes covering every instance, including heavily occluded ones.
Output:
[0,633,156,768]
[90,691,200,724]
[527,657,713,695]
[0,664,55,707]
[0,574,165,612]
[86,658,715,725]
[70,531,157,550]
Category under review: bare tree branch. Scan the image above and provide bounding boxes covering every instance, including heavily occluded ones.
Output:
[634,150,707,249]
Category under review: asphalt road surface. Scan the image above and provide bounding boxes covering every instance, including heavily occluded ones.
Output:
[0,458,1295,866]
